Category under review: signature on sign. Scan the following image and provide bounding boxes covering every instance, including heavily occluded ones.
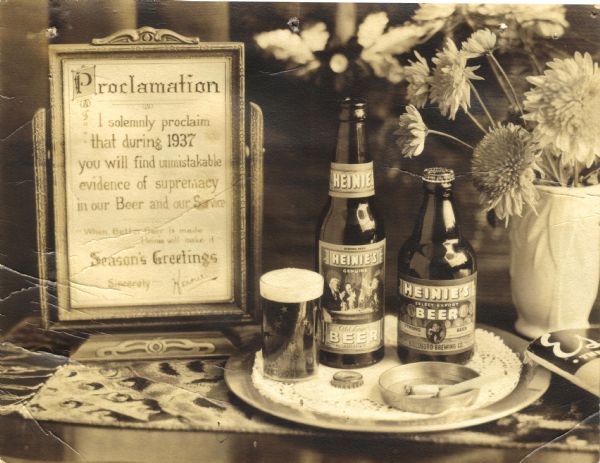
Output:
[172,269,218,295]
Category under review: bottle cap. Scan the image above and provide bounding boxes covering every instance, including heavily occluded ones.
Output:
[339,97,367,121]
[260,268,324,303]
[330,371,364,389]
[423,167,455,184]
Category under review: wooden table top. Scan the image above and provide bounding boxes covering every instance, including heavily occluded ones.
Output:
[0,413,597,463]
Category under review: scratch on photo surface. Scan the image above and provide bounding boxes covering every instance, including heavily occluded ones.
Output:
[518,412,599,461]
[21,405,85,460]
[0,119,32,142]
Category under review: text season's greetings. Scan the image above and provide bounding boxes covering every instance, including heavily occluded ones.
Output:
[63,59,234,308]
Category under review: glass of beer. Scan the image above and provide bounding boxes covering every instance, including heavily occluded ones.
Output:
[260,268,324,381]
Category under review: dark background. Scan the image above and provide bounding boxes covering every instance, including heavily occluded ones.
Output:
[0,1,598,335]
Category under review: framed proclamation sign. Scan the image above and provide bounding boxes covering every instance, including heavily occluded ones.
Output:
[39,28,261,332]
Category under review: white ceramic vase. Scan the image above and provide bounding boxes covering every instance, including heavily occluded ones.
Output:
[509,183,600,339]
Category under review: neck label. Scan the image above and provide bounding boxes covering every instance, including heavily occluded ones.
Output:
[329,162,375,198]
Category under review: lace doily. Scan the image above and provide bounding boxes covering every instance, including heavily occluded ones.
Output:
[252,316,522,421]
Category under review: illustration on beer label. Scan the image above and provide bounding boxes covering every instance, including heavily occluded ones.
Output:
[329,162,375,198]
[397,273,476,355]
[319,240,385,354]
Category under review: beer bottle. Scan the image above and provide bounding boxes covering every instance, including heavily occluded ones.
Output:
[397,168,476,364]
[317,98,385,368]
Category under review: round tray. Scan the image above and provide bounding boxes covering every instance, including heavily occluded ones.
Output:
[224,325,551,433]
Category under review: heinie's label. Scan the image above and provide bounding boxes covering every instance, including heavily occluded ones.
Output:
[397,273,477,355]
[319,240,385,354]
[329,162,375,198]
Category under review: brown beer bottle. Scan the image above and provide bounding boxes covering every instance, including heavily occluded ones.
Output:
[317,98,385,368]
[397,168,476,364]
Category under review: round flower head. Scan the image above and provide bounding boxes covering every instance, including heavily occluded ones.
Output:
[429,40,483,120]
[472,124,538,223]
[523,52,600,167]
[461,29,497,58]
[405,51,431,108]
[395,105,428,158]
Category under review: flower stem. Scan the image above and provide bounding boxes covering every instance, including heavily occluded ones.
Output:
[428,130,474,150]
[540,153,566,186]
[548,159,564,186]
[465,110,488,134]
[469,81,497,130]
[486,54,517,111]
[487,52,525,117]
[513,20,544,75]
[537,164,559,185]
[581,167,600,184]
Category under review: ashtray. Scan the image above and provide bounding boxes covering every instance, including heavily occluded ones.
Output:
[379,362,480,414]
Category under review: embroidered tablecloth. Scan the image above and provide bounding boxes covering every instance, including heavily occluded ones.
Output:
[0,331,598,452]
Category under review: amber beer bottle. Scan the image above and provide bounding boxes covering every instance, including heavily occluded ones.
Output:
[317,98,385,368]
[397,168,477,364]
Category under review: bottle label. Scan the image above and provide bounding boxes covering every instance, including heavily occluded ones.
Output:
[318,240,385,354]
[329,162,375,198]
[397,273,476,355]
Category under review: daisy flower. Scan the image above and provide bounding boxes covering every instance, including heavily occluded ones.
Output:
[395,105,428,158]
[472,124,538,223]
[429,40,483,120]
[405,51,431,108]
[523,52,600,167]
[461,29,497,58]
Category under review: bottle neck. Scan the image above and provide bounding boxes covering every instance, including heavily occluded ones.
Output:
[333,120,370,164]
[328,119,375,201]
[413,182,461,242]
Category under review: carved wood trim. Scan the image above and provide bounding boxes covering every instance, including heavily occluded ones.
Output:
[33,109,50,326]
[250,102,264,318]
[92,27,200,45]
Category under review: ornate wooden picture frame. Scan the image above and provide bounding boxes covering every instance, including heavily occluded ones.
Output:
[37,28,262,332]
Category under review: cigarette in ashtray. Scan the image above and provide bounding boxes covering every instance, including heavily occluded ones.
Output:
[405,371,506,398]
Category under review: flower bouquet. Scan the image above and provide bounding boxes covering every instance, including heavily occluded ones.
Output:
[253,4,573,94]
[395,27,599,337]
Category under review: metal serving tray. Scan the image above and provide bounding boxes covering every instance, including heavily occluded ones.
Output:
[224,325,551,433]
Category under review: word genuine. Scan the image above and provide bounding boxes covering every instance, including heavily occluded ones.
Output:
[73,67,220,98]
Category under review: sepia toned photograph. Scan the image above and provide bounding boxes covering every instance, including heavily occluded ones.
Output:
[0,1,598,462]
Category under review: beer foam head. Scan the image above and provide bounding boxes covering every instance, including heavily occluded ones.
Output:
[260,268,324,303]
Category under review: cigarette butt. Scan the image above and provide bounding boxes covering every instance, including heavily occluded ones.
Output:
[407,384,441,396]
